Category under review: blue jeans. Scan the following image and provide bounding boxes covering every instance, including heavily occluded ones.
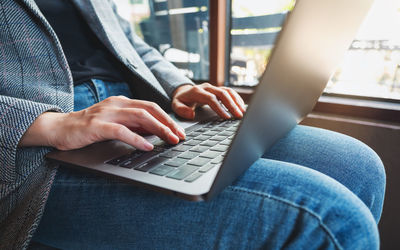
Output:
[33,79,385,249]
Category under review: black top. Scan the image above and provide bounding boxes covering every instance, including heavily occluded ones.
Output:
[36,0,125,84]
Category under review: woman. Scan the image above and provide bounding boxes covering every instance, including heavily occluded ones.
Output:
[0,0,385,249]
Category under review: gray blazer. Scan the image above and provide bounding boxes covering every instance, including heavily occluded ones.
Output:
[0,0,193,248]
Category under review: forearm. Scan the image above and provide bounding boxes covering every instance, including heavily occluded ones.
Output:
[18,112,66,148]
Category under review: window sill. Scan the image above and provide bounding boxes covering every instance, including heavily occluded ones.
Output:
[231,87,400,123]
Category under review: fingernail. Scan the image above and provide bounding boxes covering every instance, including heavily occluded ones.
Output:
[169,133,180,144]
[177,127,186,139]
[236,108,243,117]
[143,141,154,151]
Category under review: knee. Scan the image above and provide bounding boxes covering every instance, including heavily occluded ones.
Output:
[229,161,380,249]
[339,135,386,222]
[284,126,386,221]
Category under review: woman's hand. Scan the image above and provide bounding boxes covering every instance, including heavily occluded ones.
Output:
[19,96,186,151]
[172,83,246,120]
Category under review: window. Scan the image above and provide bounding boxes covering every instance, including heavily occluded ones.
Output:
[228,0,295,87]
[325,0,400,101]
[114,0,210,80]
[226,0,400,102]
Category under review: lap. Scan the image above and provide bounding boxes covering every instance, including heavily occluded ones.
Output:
[264,125,385,220]
[33,125,383,249]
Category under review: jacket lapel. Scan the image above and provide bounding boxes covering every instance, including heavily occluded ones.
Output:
[19,0,170,107]
[70,0,169,98]
[69,0,138,67]
[19,0,74,86]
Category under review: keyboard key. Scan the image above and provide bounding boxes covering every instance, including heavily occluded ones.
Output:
[220,122,229,126]
[130,150,147,158]
[167,165,198,180]
[183,139,202,146]
[195,128,207,133]
[199,163,218,173]
[210,145,229,152]
[209,135,226,141]
[200,140,219,147]
[152,146,167,153]
[195,135,212,141]
[178,151,200,159]
[187,157,211,167]
[153,140,176,149]
[134,157,167,172]
[164,158,188,167]
[108,149,149,165]
[117,150,158,168]
[160,150,181,158]
[190,145,209,153]
[219,131,234,136]
[227,126,238,132]
[211,127,224,132]
[153,140,165,147]
[200,150,221,159]
[185,172,203,183]
[203,130,219,136]
[211,155,224,164]
[220,139,232,146]
[149,165,176,176]
[119,159,135,168]
[106,154,131,165]
[172,144,192,152]
[186,132,201,138]
[219,123,231,128]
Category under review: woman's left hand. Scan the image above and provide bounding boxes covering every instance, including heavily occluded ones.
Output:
[171,83,246,120]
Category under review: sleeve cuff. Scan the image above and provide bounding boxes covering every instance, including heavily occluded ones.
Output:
[0,96,61,183]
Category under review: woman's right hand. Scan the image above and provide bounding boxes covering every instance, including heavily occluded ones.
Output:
[19,96,186,151]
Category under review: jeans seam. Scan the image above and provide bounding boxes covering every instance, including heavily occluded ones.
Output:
[228,186,343,250]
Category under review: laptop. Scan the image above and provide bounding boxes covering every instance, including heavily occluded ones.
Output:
[46,0,375,201]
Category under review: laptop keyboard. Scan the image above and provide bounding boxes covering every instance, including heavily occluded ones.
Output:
[105,119,240,183]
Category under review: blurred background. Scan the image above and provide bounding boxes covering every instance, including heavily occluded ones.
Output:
[115,0,400,100]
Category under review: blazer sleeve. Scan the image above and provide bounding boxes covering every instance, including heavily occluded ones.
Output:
[0,95,61,183]
[110,1,195,98]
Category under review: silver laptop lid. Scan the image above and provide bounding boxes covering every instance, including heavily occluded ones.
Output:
[206,0,375,199]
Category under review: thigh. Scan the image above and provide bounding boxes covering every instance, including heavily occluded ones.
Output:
[33,159,378,250]
[263,125,385,221]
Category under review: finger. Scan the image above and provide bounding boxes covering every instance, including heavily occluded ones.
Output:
[94,107,180,144]
[133,101,186,140]
[107,97,185,140]
[172,99,196,120]
[126,108,180,144]
[194,90,232,119]
[204,86,243,118]
[221,87,246,112]
[101,123,154,151]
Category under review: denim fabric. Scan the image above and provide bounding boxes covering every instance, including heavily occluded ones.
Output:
[33,79,385,249]
[74,79,133,111]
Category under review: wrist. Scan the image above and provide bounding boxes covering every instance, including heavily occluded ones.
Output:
[172,84,193,99]
[19,112,69,148]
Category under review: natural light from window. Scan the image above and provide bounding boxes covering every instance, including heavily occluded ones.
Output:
[326,0,400,100]
[115,0,400,101]
[229,0,400,101]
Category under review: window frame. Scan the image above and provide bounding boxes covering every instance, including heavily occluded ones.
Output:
[207,0,400,122]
